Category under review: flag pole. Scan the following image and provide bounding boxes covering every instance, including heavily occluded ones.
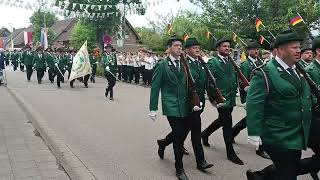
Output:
[297,12,314,38]
[238,37,247,47]
[261,24,276,39]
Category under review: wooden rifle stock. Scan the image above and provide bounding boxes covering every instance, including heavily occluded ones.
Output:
[180,55,201,108]
[198,56,225,104]
[296,63,320,108]
[228,56,250,89]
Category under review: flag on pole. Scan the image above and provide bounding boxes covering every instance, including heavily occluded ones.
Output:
[24,31,32,47]
[0,37,3,49]
[255,18,263,32]
[167,24,173,35]
[259,35,266,45]
[241,51,246,62]
[182,32,189,42]
[69,41,92,81]
[289,15,303,26]
[10,31,14,50]
[205,31,211,39]
[232,32,238,42]
[40,28,48,50]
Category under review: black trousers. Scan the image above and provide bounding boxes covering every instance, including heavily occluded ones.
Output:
[162,111,205,166]
[117,65,122,80]
[105,73,116,98]
[19,63,24,71]
[202,107,236,156]
[133,67,140,84]
[26,65,33,81]
[91,65,97,82]
[127,66,134,83]
[48,68,55,83]
[122,65,128,81]
[232,117,246,138]
[144,69,153,85]
[55,68,64,88]
[36,68,45,83]
[167,116,190,170]
[70,74,90,87]
[12,61,18,71]
[265,145,301,180]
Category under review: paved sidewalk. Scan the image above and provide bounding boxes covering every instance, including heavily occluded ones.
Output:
[0,87,69,180]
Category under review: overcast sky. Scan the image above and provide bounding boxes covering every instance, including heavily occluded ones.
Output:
[0,0,199,31]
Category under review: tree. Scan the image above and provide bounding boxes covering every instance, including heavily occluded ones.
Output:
[71,20,97,51]
[56,0,145,48]
[30,11,57,47]
[193,0,320,49]
[135,27,167,52]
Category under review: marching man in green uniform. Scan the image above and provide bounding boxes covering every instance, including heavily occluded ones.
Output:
[89,50,98,83]
[22,46,35,82]
[149,36,193,180]
[298,44,313,68]
[231,41,269,159]
[45,49,55,83]
[201,37,244,165]
[54,49,65,88]
[33,47,46,84]
[11,49,19,71]
[156,38,214,177]
[102,44,117,100]
[245,30,312,180]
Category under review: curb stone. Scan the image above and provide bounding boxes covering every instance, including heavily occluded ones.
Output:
[6,87,97,180]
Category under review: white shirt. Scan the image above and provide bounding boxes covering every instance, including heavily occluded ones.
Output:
[145,56,155,70]
[275,56,299,78]
[218,54,227,63]
[248,56,258,67]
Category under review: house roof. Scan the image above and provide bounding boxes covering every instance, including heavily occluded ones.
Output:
[0,28,11,37]
[51,18,78,42]
[125,19,142,43]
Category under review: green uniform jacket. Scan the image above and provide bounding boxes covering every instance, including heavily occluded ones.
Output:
[247,59,312,150]
[187,56,208,104]
[305,60,320,146]
[22,52,34,66]
[207,56,237,108]
[240,58,263,103]
[90,55,98,69]
[66,55,73,71]
[102,53,117,77]
[298,59,309,68]
[45,53,55,69]
[11,53,18,64]
[149,57,189,117]
[33,54,46,70]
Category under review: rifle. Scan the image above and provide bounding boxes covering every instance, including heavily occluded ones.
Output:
[198,56,225,104]
[180,54,201,109]
[296,62,320,109]
[228,56,250,89]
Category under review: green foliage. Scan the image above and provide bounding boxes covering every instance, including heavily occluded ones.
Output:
[30,11,57,46]
[71,20,97,51]
[96,64,105,77]
[135,27,167,52]
[193,0,320,49]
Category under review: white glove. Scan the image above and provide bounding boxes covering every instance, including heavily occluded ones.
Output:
[148,111,157,122]
[193,102,203,112]
[237,103,246,110]
[54,63,58,66]
[248,136,262,150]
[105,66,110,71]
[244,86,250,92]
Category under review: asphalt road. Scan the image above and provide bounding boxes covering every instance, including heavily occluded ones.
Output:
[4,68,316,180]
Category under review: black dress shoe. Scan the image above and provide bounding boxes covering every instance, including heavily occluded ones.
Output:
[109,97,114,101]
[176,169,189,180]
[197,161,213,171]
[183,147,189,155]
[157,140,166,159]
[256,150,270,159]
[202,135,210,147]
[246,169,255,180]
[227,155,244,165]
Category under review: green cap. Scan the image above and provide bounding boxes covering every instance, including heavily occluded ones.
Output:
[184,37,200,48]
[246,41,260,49]
[167,35,183,46]
[215,37,230,48]
[301,44,312,53]
[274,30,303,47]
[312,37,320,52]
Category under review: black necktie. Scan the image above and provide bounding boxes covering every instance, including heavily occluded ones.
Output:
[174,60,180,70]
[287,68,300,82]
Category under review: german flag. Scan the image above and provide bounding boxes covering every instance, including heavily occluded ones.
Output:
[167,24,173,35]
[255,18,263,32]
[232,32,237,42]
[259,35,265,45]
[289,15,303,26]
[182,32,189,42]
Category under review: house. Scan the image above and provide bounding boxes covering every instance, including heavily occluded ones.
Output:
[6,18,143,52]
[5,26,33,49]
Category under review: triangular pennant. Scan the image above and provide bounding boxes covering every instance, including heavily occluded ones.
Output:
[104,5,107,10]
[98,5,101,10]
[72,3,76,10]
[91,5,95,10]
